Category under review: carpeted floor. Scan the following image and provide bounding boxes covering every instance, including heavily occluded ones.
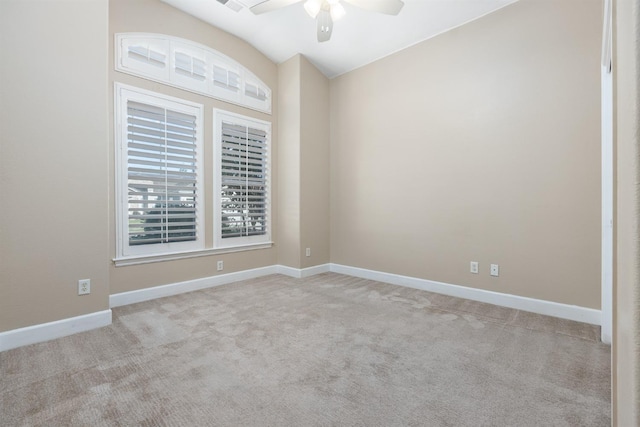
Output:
[1,273,610,426]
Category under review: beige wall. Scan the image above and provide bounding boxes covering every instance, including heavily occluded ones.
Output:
[300,56,330,268]
[277,54,330,269]
[109,0,279,294]
[330,0,603,308]
[0,0,110,332]
[277,56,302,268]
[614,0,640,423]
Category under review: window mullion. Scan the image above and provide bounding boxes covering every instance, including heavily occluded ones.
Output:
[244,126,249,237]
[163,108,169,244]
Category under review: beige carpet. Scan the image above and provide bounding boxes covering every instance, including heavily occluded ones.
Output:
[1,273,610,426]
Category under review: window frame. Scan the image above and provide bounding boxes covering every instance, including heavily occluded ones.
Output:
[114,83,205,259]
[115,33,272,114]
[213,110,272,250]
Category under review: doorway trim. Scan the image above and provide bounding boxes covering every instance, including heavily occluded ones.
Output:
[600,0,613,345]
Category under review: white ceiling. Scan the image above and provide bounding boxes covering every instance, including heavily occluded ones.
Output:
[161,0,518,78]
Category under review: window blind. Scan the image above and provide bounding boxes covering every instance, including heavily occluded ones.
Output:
[213,65,240,91]
[245,82,267,101]
[126,101,198,246]
[220,121,267,239]
[117,34,272,113]
[175,52,206,81]
[128,45,167,68]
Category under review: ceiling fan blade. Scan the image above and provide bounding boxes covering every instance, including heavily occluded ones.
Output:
[343,0,404,15]
[250,0,303,15]
[316,9,333,42]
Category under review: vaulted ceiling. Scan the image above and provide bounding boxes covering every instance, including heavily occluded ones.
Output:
[161,0,518,78]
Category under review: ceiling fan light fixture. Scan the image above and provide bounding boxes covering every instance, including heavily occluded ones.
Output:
[330,2,345,21]
[304,0,322,18]
[250,0,404,43]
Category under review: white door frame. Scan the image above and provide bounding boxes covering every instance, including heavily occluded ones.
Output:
[600,0,613,345]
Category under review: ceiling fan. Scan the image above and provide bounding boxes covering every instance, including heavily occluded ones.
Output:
[250,0,405,42]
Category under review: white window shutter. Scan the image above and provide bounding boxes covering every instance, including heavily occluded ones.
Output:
[218,118,269,242]
[126,101,199,246]
[245,82,267,101]
[128,45,167,67]
[116,33,272,114]
[175,51,206,81]
[213,65,240,92]
[119,36,170,81]
[116,84,204,259]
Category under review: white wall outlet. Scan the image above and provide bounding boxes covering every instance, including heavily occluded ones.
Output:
[217,260,224,271]
[470,261,479,274]
[78,279,91,295]
[305,247,311,257]
[490,264,500,277]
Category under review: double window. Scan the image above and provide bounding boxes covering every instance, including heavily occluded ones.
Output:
[115,84,271,263]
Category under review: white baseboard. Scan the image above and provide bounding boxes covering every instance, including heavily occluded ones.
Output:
[2,262,601,353]
[277,263,331,278]
[0,309,112,353]
[110,263,332,308]
[110,265,280,308]
[329,264,602,326]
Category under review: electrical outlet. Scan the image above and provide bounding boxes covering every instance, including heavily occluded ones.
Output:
[305,248,311,257]
[470,261,479,274]
[78,279,91,295]
[490,264,500,277]
[217,260,224,271]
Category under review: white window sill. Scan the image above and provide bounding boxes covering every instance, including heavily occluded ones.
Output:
[113,242,273,267]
